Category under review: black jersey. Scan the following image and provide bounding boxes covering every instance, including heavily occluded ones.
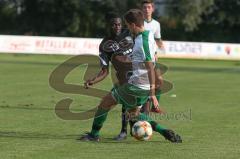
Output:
[99,29,133,84]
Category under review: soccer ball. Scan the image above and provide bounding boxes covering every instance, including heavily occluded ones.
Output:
[132,121,153,141]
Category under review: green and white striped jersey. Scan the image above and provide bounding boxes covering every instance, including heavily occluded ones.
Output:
[128,30,156,90]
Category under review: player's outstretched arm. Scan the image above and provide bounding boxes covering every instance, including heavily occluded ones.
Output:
[145,61,159,107]
[84,68,109,89]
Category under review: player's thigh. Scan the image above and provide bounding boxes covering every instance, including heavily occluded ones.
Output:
[98,93,117,109]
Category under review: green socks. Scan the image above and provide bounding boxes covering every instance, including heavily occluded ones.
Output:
[137,113,166,135]
[90,102,165,137]
[90,107,109,137]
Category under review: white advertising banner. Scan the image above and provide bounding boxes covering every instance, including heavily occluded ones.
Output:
[0,35,240,60]
[0,35,101,55]
[160,41,240,60]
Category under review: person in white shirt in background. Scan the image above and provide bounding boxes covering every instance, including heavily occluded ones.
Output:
[142,0,164,50]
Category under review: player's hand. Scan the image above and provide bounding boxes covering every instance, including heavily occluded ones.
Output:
[150,96,159,108]
[84,80,93,89]
[160,43,165,50]
[150,96,165,114]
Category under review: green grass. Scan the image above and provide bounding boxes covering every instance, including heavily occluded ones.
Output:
[0,53,240,159]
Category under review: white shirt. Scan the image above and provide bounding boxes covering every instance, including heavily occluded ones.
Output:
[144,19,161,40]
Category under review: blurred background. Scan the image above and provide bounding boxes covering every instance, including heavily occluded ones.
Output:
[0,0,239,43]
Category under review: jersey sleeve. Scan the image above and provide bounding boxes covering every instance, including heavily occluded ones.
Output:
[99,41,110,68]
[154,22,161,40]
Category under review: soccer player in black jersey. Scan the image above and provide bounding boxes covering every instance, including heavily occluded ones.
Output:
[84,12,133,140]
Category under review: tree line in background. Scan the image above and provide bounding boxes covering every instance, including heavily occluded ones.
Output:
[0,0,239,43]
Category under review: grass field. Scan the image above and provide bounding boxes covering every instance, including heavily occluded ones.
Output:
[0,53,240,159]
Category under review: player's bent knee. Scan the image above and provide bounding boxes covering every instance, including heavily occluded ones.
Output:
[98,93,117,109]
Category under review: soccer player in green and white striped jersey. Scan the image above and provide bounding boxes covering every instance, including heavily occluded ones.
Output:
[116,1,165,139]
